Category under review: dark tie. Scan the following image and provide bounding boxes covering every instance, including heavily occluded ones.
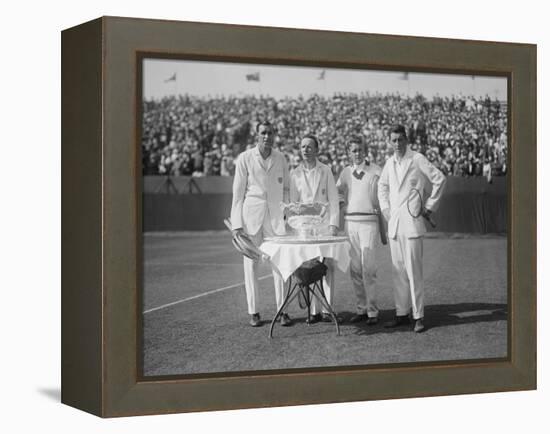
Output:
[352,170,365,180]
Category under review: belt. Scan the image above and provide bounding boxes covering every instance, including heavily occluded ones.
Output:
[245,193,267,200]
[345,212,378,216]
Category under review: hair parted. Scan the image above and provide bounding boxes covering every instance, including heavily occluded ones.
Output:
[255,120,274,133]
[301,134,320,149]
[346,135,365,152]
[389,124,408,138]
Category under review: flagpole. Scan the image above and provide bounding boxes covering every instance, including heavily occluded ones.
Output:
[163,73,177,97]
[260,72,263,96]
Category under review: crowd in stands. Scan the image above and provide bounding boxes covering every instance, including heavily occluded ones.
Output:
[142,93,507,179]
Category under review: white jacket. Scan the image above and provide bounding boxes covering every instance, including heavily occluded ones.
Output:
[230,147,290,236]
[289,160,340,227]
[378,148,446,239]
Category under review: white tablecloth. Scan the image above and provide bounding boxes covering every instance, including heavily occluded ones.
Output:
[260,240,351,281]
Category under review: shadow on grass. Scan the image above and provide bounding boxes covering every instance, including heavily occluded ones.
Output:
[344,302,507,336]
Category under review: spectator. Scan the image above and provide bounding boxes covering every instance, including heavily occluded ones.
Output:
[142,93,507,178]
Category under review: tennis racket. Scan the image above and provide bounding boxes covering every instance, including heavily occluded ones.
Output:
[224,218,267,261]
[407,188,436,228]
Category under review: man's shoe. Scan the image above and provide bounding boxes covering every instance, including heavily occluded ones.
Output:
[249,313,261,327]
[306,314,321,324]
[366,316,379,326]
[413,318,425,333]
[384,315,410,328]
[280,313,293,327]
[349,313,368,323]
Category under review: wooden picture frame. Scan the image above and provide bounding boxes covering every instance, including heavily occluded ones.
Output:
[61,16,536,417]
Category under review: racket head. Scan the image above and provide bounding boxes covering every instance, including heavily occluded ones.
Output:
[236,233,264,261]
[232,236,259,260]
[232,237,251,259]
[407,187,423,218]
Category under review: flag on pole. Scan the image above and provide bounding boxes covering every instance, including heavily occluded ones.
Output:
[399,72,409,80]
[318,70,326,80]
[164,73,176,83]
[246,72,260,81]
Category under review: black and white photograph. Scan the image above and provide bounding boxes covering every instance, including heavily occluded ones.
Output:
[4,0,545,430]
[140,57,508,377]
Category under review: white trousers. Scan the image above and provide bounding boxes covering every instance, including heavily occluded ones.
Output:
[389,234,424,319]
[243,212,285,315]
[310,259,334,315]
[346,220,380,318]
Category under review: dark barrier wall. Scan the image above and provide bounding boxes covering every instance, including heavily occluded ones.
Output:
[143,176,507,233]
[429,177,506,233]
[144,176,233,194]
[144,194,233,231]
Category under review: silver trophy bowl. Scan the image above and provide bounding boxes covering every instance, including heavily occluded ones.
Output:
[282,202,329,240]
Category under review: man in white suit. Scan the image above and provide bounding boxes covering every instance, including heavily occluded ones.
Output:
[289,135,339,323]
[230,121,292,327]
[378,124,446,333]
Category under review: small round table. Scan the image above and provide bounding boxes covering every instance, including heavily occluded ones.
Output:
[260,236,351,338]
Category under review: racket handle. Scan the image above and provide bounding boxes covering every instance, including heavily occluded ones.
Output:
[423,213,436,228]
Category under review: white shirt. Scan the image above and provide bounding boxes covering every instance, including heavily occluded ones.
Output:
[258,152,273,172]
[302,161,321,202]
[394,151,411,185]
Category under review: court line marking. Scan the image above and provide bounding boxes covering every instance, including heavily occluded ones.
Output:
[143,274,272,314]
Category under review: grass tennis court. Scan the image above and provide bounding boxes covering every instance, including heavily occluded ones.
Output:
[142,231,507,377]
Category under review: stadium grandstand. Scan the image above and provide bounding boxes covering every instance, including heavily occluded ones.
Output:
[141,93,507,180]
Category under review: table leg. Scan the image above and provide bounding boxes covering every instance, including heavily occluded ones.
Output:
[305,285,312,325]
[310,280,341,336]
[269,276,299,338]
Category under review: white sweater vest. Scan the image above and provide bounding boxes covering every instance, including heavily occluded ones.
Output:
[338,164,381,222]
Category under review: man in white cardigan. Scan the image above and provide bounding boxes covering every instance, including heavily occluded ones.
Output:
[336,136,382,325]
[289,134,340,322]
[230,121,292,327]
[378,124,446,333]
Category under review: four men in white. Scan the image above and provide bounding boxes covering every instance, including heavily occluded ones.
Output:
[336,137,382,325]
[289,135,340,323]
[378,124,446,333]
[230,121,292,327]
[231,122,446,333]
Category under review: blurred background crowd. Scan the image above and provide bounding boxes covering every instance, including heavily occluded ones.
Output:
[142,93,507,180]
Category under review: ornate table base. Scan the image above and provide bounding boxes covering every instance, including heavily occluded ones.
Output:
[269,269,340,338]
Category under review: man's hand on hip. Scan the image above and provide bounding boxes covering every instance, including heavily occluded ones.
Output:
[232,228,245,237]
